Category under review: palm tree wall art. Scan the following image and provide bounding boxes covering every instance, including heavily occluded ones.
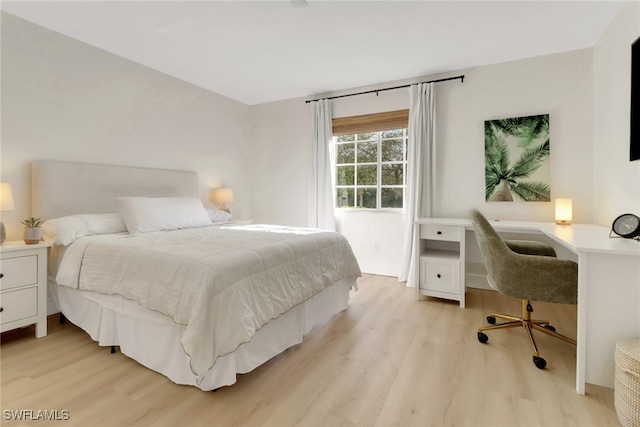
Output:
[484,114,551,202]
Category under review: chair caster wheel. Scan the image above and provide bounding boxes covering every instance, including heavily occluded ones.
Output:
[543,324,556,332]
[526,303,534,313]
[533,356,547,369]
[478,332,489,343]
[486,316,496,325]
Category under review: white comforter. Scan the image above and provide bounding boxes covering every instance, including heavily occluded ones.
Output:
[56,224,361,380]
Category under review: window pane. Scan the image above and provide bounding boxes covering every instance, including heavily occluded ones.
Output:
[357,141,377,163]
[381,139,404,162]
[381,164,403,185]
[381,129,403,138]
[336,188,354,208]
[356,132,375,141]
[336,134,355,142]
[356,188,377,209]
[357,165,377,185]
[336,166,354,185]
[336,143,355,164]
[381,188,403,208]
[333,128,407,211]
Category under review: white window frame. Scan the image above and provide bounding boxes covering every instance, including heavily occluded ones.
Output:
[334,128,408,211]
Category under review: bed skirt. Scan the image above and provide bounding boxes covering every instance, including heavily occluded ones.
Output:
[50,277,355,391]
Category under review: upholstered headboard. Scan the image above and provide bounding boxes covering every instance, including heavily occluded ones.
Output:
[32,160,199,220]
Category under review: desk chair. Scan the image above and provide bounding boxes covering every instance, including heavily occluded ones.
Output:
[470,209,578,369]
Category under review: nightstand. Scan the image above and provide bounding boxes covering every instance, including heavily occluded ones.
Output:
[0,241,52,338]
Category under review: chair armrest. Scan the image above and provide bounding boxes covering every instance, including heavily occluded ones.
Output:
[505,240,556,257]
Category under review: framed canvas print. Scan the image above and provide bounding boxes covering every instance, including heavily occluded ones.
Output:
[484,114,550,202]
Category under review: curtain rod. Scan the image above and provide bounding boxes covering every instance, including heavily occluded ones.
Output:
[305,74,464,104]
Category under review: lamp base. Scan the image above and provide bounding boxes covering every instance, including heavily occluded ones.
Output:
[1,221,6,244]
[555,220,571,225]
[218,204,230,214]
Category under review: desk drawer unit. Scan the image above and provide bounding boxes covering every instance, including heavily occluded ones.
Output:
[416,222,466,307]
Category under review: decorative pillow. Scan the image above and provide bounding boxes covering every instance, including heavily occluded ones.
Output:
[117,197,211,235]
[42,213,127,246]
[206,208,232,224]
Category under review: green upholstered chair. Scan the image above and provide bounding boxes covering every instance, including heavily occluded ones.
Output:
[470,209,578,369]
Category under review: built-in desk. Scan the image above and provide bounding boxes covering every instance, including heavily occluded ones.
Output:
[414,218,640,395]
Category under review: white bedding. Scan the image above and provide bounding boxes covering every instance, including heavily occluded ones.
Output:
[56,224,361,380]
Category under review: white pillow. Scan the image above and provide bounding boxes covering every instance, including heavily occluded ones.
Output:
[117,197,211,235]
[43,213,127,246]
[206,208,232,224]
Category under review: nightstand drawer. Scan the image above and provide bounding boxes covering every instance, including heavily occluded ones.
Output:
[0,286,38,325]
[0,255,38,291]
[420,224,461,242]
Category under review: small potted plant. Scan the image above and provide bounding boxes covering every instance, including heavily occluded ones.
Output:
[22,217,44,244]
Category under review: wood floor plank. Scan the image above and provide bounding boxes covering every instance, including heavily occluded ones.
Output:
[0,274,619,426]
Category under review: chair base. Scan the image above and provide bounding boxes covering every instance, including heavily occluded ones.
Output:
[477,300,576,369]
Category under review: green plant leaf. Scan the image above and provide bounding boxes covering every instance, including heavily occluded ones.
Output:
[511,181,551,202]
[21,217,43,227]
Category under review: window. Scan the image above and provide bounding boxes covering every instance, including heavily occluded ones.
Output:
[334,128,408,209]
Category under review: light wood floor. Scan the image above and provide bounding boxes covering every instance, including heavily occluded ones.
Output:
[1,274,619,427]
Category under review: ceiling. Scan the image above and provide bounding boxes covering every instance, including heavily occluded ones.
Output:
[1,1,625,105]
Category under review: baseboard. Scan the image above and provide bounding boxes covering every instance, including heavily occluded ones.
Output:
[466,275,493,291]
[466,261,492,290]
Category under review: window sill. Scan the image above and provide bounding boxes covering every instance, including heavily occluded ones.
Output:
[335,209,405,215]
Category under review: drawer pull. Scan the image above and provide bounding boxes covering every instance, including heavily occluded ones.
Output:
[437,231,442,235]
[0,307,3,313]
[437,274,441,278]
[0,273,3,279]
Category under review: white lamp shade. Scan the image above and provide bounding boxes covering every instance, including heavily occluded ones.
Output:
[0,183,15,211]
[210,188,235,204]
[555,198,572,225]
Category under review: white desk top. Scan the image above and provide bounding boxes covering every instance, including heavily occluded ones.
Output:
[541,223,640,256]
[416,218,640,257]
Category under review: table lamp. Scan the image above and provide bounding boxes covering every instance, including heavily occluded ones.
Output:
[1,182,16,243]
[210,188,234,214]
[555,198,572,225]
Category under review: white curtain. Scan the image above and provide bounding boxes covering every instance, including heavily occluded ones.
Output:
[398,83,436,285]
[308,99,336,231]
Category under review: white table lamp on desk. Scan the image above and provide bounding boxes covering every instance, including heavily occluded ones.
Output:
[555,198,572,225]
[0,183,15,244]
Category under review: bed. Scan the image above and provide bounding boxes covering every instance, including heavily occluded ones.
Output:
[32,160,361,391]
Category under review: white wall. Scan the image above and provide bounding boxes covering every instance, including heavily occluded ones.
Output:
[593,1,640,226]
[437,50,594,223]
[249,49,596,276]
[247,98,311,227]
[1,12,251,241]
